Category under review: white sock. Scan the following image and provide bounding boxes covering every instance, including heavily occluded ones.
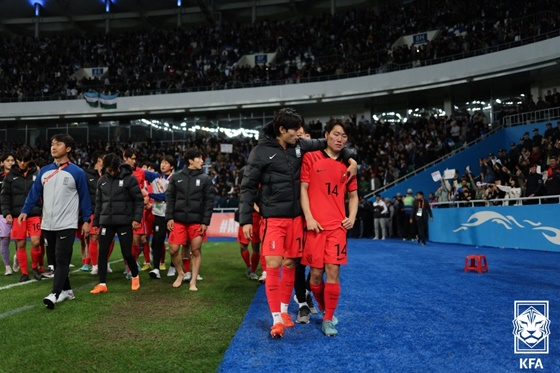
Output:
[280,302,289,314]
[272,312,282,324]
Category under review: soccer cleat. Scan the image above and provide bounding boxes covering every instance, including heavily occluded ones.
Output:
[296,305,311,324]
[12,255,20,272]
[107,263,113,273]
[141,263,152,271]
[125,271,132,280]
[19,274,30,282]
[248,272,258,280]
[322,320,338,337]
[306,293,318,314]
[281,312,294,327]
[91,265,98,275]
[5,265,13,276]
[131,276,140,291]
[167,266,176,277]
[159,263,166,271]
[80,264,91,271]
[42,266,54,279]
[197,274,203,281]
[43,293,57,309]
[258,271,267,284]
[183,272,192,282]
[69,263,75,268]
[32,268,42,281]
[57,289,75,303]
[245,267,251,278]
[149,268,161,279]
[90,284,108,294]
[270,322,285,338]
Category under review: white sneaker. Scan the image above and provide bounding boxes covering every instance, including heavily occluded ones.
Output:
[12,254,20,272]
[258,271,267,283]
[149,268,161,279]
[91,265,98,275]
[197,274,203,281]
[43,293,57,309]
[69,263,75,268]
[249,272,258,280]
[57,289,75,303]
[167,266,176,277]
[4,265,13,276]
[183,272,192,282]
[107,263,113,273]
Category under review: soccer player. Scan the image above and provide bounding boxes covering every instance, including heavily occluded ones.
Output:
[146,155,176,279]
[239,108,357,338]
[235,166,261,280]
[300,117,359,337]
[86,151,114,275]
[90,153,144,294]
[0,152,15,276]
[166,148,214,291]
[122,148,149,276]
[294,123,318,323]
[20,134,92,309]
[410,191,433,246]
[1,146,43,282]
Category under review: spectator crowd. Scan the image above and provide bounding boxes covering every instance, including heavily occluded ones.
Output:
[1,0,560,102]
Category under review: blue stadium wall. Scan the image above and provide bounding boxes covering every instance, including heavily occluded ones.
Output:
[430,205,560,252]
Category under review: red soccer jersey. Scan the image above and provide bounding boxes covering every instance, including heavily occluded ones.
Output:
[301,150,358,230]
[132,166,146,188]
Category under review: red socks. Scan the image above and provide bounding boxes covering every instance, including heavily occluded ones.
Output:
[323,282,340,322]
[17,249,28,275]
[280,265,295,305]
[241,250,250,267]
[183,257,190,272]
[31,246,41,269]
[310,282,325,312]
[89,239,98,266]
[250,252,260,273]
[265,267,281,313]
[142,241,150,263]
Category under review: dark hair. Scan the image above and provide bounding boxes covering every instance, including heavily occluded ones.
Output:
[122,148,137,159]
[184,148,202,161]
[272,107,303,137]
[417,191,424,196]
[34,157,48,168]
[51,133,75,151]
[324,117,351,136]
[0,152,14,163]
[91,151,106,165]
[162,155,177,169]
[103,153,121,170]
[301,122,311,135]
[15,146,33,162]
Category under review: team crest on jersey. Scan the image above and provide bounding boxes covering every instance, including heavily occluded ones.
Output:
[63,177,69,185]
[295,145,301,158]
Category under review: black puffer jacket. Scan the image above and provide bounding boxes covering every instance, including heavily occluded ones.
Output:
[1,164,41,217]
[239,122,355,226]
[93,163,144,227]
[86,167,103,210]
[165,167,214,225]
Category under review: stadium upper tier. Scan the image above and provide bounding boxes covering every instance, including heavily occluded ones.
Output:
[1,1,560,103]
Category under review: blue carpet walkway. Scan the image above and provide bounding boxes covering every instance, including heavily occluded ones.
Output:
[219,239,560,372]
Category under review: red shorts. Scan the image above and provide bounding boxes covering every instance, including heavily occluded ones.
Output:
[260,216,304,258]
[144,212,155,236]
[133,212,146,235]
[237,212,262,245]
[11,216,41,240]
[76,214,98,237]
[168,222,207,245]
[301,226,348,267]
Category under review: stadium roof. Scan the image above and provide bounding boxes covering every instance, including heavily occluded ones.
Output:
[0,0,374,35]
